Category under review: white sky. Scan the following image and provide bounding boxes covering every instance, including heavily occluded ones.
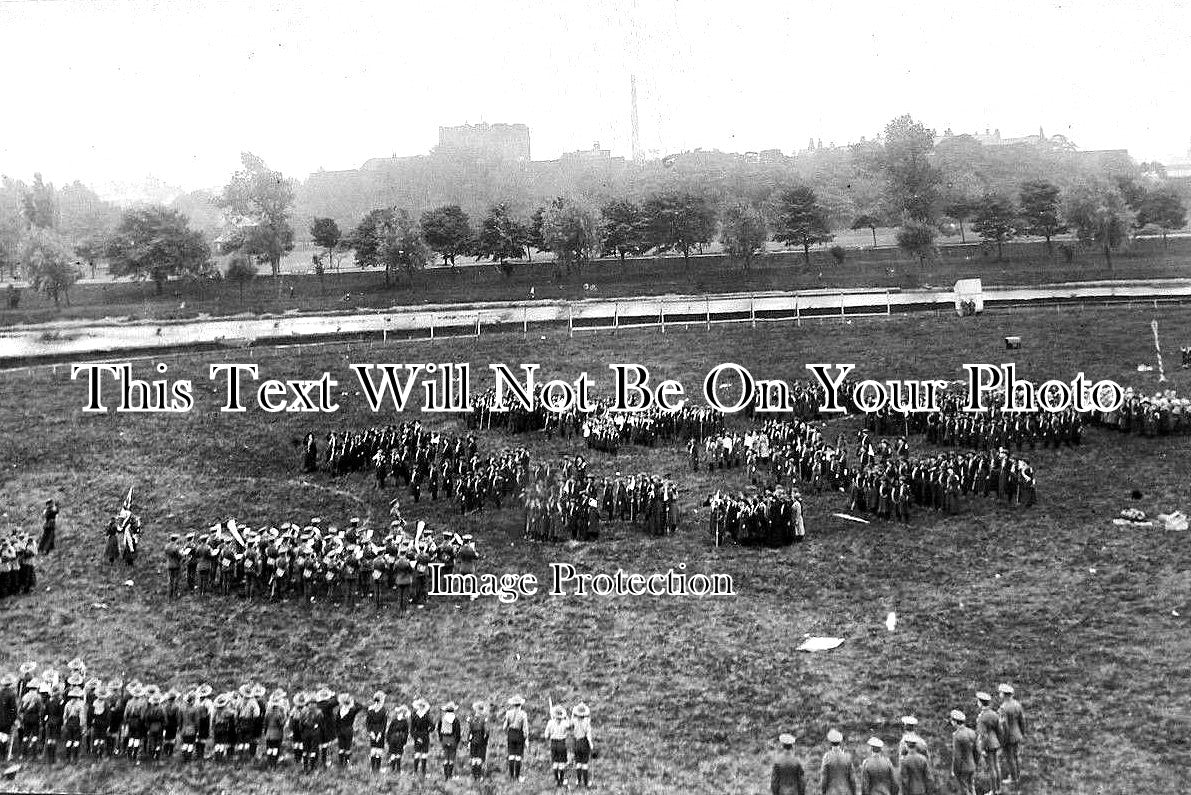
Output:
[1,0,1188,197]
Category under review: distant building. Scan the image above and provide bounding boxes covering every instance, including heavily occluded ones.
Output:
[940,127,1077,150]
[1164,143,1191,179]
[560,142,613,163]
[436,123,531,162]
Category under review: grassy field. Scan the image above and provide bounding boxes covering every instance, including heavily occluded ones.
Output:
[1,306,1189,794]
[3,236,1190,328]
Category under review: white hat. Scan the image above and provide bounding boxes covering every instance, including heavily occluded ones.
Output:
[867,737,884,749]
[998,683,1014,695]
[778,733,795,746]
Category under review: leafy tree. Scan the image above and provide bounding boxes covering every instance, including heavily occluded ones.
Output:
[865,115,942,224]
[896,220,937,267]
[943,199,979,243]
[74,235,107,279]
[541,199,599,275]
[377,209,431,286]
[475,204,531,273]
[970,194,1020,260]
[309,217,342,270]
[225,255,258,302]
[1064,181,1133,270]
[21,228,79,305]
[217,152,295,277]
[598,199,648,262]
[1019,179,1067,252]
[850,213,881,248]
[0,184,26,279]
[527,205,548,260]
[105,206,212,294]
[641,193,717,269]
[349,208,389,270]
[1136,185,1187,246]
[21,173,58,230]
[419,205,473,267]
[771,186,833,266]
[719,200,768,271]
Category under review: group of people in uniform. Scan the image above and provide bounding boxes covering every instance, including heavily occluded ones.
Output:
[0,530,38,601]
[522,466,681,542]
[160,514,479,611]
[770,685,1028,795]
[1093,386,1191,437]
[0,660,596,787]
[314,424,480,481]
[705,487,805,547]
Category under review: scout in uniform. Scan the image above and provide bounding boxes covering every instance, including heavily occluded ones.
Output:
[571,703,594,789]
[997,683,1026,785]
[334,691,360,767]
[365,691,387,772]
[975,691,1003,793]
[950,709,977,795]
[467,701,489,780]
[299,692,324,772]
[62,688,86,763]
[819,728,856,795]
[385,702,410,773]
[437,701,461,780]
[899,736,932,795]
[409,697,433,776]
[770,733,805,795]
[164,534,182,599]
[503,695,529,781]
[262,691,287,767]
[544,704,571,787]
[858,737,895,795]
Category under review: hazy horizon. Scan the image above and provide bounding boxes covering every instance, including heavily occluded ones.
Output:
[2,0,1188,202]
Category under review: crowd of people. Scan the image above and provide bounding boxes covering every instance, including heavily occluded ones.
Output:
[0,660,597,787]
[522,468,681,541]
[770,686,1028,795]
[160,514,479,611]
[314,424,480,480]
[0,530,38,600]
[705,487,805,547]
[1092,387,1191,436]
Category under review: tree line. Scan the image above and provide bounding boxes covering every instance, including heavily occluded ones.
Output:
[2,114,1186,307]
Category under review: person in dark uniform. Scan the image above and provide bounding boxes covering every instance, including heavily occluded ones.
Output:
[103,518,120,565]
[409,697,433,777]
[334,691,361,767]
[42,684,65,765]
[770,733,806,795]
[365,691,387,773]
[39,499,58,555]
[950,710,977,795]
[437,701,461,780]
[1,674,20,759]
[385,703,410,773]
[467,701,489,780]
[502,695,528,781]
[262,691,287,767]
[571,703,594,789]
[164,535,182,599]
[297,693,322,772]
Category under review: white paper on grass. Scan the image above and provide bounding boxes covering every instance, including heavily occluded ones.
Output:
[797,637,844,652]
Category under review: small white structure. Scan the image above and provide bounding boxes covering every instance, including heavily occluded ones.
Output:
[954,278,984,316]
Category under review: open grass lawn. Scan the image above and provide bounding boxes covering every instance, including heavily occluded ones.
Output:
[1,305,1188,794]
[3,237,1190,328]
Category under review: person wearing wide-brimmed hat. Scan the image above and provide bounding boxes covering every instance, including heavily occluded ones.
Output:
[17,681,45,760]
[466,701,490,781]
[364,691,387,773]
[502,695,529,781]
[286,692,306,767]
[41,681,65,766]
[436,701,461,780]
[298,693,325,772]
[161,690,181,759]
[145,691,167,762]
[89,688,111,758]
[261,692,287,767]
[385,702,410,773]
[544,704,572,787]
[235,687,262,763]
[177,691,199,763]
[193,684,214,761]
[570,703,594,789]
[333,692,361,767]
[408,697,433,776]
[60,687,86,764]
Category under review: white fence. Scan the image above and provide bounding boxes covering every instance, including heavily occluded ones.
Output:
[4,281,1191,366]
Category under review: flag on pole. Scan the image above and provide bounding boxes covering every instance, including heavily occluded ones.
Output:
[1152,319,1167,382]
[117,487,133,522]
[226,518,245,548]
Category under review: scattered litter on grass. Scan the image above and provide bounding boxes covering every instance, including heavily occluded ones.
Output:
[1137,364,1154,372]
[833,513,871,524]
[123,580,135,587]
[1115,508,1153,527]
[91,603,107,609]
[885,612,897,632]
[1088,568,1096,574]
[1156,511,1188,531]
[797,637,844,652]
